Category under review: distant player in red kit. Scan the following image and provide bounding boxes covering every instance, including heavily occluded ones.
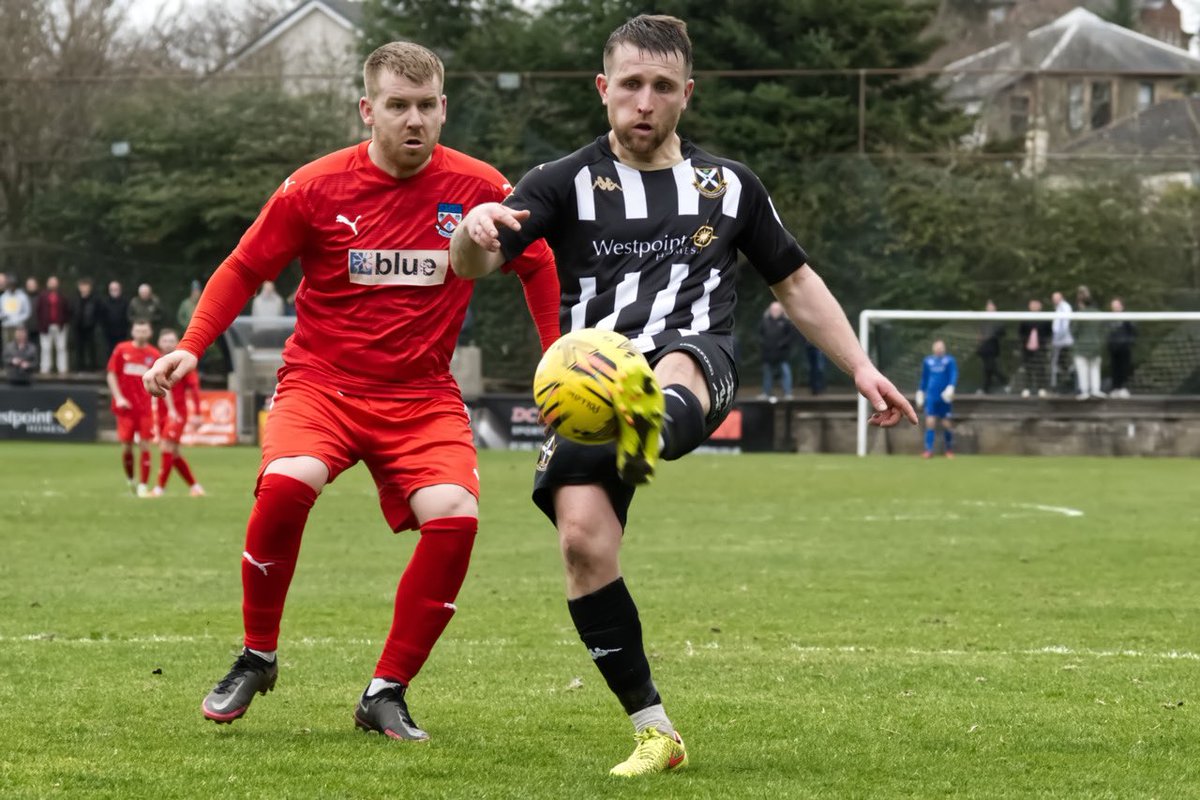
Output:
[143,42,559,739]
[151,328,204,497]
[107,319,160,498]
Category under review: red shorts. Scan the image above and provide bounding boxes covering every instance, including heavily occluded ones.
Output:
[259,378,478,532]
[158,413,187,443]
[114,406,155,444]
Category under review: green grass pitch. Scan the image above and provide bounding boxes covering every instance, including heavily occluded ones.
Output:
[1,443,1198,798]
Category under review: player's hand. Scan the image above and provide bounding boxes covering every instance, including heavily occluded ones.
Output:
[855,365,919,428]
[915,390,926,410]
[168,408,181,423]
[461,202,531,253]
[941,386,955,403]
[143,349,198,398]
[114,394,131,410]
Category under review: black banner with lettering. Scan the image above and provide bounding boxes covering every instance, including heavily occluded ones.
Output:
[0,386,98,442]
[470,395,779,452]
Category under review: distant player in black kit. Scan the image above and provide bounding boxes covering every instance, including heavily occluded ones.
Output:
[451,14,916,776]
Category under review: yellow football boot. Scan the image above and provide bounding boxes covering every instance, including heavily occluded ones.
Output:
[609,728,688,777]
[611,363,664,486]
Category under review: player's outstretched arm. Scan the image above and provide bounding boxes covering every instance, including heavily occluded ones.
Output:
[143,349,197,398]
[450,203,530,279]
[771,264,918,428]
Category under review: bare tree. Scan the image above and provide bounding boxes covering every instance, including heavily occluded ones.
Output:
[0,0,122,252]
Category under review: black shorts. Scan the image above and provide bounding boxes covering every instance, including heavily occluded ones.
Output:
[531,333,739,527]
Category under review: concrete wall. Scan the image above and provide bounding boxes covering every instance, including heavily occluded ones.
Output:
[785,396,1200,456]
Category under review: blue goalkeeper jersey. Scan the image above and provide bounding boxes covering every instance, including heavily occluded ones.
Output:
[920,354,958,397]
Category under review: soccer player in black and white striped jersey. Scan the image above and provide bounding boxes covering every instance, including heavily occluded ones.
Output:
[451,14,916,776]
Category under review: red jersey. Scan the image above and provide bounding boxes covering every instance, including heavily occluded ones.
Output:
[180,141,559,397]
[156,368,201,420]
[107,342,161,411]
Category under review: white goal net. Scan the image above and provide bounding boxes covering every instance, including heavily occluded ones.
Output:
[855,309,1200,456]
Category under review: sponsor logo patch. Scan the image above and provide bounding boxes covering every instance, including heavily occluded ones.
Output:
[692,225,718,249]
[347,250,449,286]
[436,203,463,239]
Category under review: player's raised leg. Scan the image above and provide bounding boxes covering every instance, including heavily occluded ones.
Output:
[553,484,687,776]
[201,454,326,723]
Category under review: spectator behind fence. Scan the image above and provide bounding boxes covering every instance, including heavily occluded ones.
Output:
[758,300,796,400]
[36,275,71,375]
[1,273,31,345]
[177,280,202,330]
[127,283,163,330]
[73,278,101,371]
[252,280,285,318]
[1018,298,1052,398]
[4,326,38,385]
[797,330,827,395]
[1107,297,1136,399]
[1050,289,1073,393]
[23,277,40,338]
[975,299,1006,394]
[1072,285,1104,400]
[101,280,129,356]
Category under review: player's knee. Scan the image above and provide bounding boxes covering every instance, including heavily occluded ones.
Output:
[557,518,616,577]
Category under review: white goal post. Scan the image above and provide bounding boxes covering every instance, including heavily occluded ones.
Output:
[855,309,1200,456]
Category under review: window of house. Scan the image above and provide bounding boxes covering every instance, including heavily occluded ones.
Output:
[1010,95,1030,138]
[1091,81,1113,129]
[1138,82,1155,111]
[1068,81,1085,131]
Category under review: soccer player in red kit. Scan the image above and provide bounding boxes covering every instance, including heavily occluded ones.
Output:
[142,42,560,739]
[151,328,204,497]
[107,319,160,497]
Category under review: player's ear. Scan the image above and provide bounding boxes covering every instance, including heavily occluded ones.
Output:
[439,94,447,123]
[359,96,374,127]
[596,73,608,105]
[682,78,694,109]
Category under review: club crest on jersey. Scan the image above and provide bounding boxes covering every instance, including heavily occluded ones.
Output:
[436,203,463,239]
[692,166,727,199]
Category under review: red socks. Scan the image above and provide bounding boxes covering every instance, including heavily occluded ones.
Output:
[157,453,175,489]
[374,516,478,684]
[174,456,196,486]
[241,473,319,651]
[122,450,134,480]
[139,450,150,484]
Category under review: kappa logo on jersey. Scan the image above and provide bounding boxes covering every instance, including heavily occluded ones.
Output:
[692,166,727,199]
[436,203,463,239]
[592,175,622,192]
[348,250,450,286]
[336,214,362,236]
[692,225,719,249]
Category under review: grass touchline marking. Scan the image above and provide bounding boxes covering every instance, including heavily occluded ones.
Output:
[5,633,1193,660]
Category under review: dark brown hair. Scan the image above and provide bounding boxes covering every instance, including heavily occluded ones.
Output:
[604,15,692,75]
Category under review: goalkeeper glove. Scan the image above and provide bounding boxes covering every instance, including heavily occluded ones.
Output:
[915,390,925,409]
[941,386,955,403]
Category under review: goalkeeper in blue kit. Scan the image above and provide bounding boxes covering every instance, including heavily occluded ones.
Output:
[917,339,958,458]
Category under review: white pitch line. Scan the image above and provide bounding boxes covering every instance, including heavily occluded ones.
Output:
[788,644,1199,661]
[4,634,1193,661]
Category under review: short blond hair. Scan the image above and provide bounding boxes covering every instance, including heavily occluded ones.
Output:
[363,42,445,98]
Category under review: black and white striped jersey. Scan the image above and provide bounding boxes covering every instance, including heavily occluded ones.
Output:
[498,135,807,357]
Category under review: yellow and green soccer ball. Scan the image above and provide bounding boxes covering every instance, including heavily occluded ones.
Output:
[533,328,649,444]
